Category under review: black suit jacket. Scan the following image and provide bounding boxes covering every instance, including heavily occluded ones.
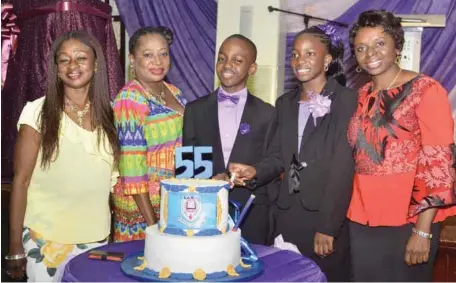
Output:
[182,89,277,205]
[255,77,358,237]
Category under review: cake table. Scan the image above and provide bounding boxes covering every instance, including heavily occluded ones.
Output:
[62,240,327,282]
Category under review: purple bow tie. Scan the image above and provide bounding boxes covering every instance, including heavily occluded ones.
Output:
[217,92,240,104]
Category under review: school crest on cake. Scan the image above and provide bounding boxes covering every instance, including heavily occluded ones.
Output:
[179,194,202,226]
[159,179,230,235]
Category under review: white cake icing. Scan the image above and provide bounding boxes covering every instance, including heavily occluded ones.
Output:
[144,224,241,274]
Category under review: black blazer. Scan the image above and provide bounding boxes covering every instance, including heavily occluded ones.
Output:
[255,77,358,237]
[182,89,277,205]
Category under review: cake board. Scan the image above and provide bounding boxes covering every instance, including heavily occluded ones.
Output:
[121,252,264,282]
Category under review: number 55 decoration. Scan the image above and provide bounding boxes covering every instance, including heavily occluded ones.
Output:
[175,146,213,179]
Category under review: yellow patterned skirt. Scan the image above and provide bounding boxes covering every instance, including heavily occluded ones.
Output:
[22,228,107,282]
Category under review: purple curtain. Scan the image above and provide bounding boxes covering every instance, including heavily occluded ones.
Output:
[115,0,217,102]
[284,0,456,92]
[1,0,124,183]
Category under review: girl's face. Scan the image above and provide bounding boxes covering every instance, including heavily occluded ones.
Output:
[291,33,331,83]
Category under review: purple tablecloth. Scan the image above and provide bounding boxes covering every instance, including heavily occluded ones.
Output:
[62,240,326,282]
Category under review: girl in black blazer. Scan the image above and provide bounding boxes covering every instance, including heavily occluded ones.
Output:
[230,25,358,281]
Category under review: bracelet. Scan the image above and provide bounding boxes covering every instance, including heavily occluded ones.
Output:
[412,227,433,239]
[5,253,27,260]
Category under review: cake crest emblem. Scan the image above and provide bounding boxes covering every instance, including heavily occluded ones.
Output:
[179,194,202,226]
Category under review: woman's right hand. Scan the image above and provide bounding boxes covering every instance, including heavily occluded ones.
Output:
[5,248,27,280]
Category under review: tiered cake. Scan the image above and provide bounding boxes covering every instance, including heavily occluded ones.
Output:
[140,178,252,280]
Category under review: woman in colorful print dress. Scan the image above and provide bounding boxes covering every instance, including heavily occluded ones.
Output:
[6,31,119,282]
[347,10,456,281]
[112,26,186,242]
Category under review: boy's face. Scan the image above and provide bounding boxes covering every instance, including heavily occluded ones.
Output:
[216,38,256,93]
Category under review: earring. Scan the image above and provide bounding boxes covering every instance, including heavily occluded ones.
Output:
[324,65,329,72]
[94,63,98,73]
[395,54,402,65]
[130,64,136,77]
[356,66,362,73]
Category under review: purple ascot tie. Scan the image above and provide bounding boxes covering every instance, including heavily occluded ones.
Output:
[217,91,240,104]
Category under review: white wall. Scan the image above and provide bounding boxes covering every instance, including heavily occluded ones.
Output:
[285,0,358,32]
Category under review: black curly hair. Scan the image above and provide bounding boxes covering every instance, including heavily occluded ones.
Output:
[349,9,404,55]
[223,34,257,62]
[293,26,347,86]
[129,26,174,54]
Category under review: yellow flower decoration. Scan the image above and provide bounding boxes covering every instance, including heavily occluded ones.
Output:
[226,264,239,277]
[193,269,207,281]
[134,259,148,271]
[240,259,251,268]
[221,226,227,234]
[188,186,197,192]
[158,267,171,279]
[40,242,74,269]
[186,230,195,237]
[162,192,168,224]
[216,196,222,227]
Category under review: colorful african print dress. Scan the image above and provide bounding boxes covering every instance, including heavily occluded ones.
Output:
[112,80,186,242]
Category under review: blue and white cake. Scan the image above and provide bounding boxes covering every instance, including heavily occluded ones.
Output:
[141,179,249,281]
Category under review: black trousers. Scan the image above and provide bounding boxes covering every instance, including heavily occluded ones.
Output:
[349,221,441,282]
[273,196,351,282]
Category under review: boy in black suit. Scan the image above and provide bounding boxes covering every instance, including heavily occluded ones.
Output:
[182,34,278,245]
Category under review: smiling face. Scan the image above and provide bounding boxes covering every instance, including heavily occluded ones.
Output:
[56,39,96,90]
[130,33,170,84]
[353,26,400,76]
[215,38,256,93]
[291,33,332,83]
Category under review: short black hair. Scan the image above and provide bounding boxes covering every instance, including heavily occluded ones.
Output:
[222,34,257,62]
[129,26,174,54]
[294,26,347,86]
[349,9,404,54]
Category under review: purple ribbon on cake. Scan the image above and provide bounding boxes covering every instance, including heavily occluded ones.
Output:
[232,194,256,231]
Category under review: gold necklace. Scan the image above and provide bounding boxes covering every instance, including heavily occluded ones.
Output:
[373,68,402,92]
[147,83,166,105]
[65,99,91,127]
